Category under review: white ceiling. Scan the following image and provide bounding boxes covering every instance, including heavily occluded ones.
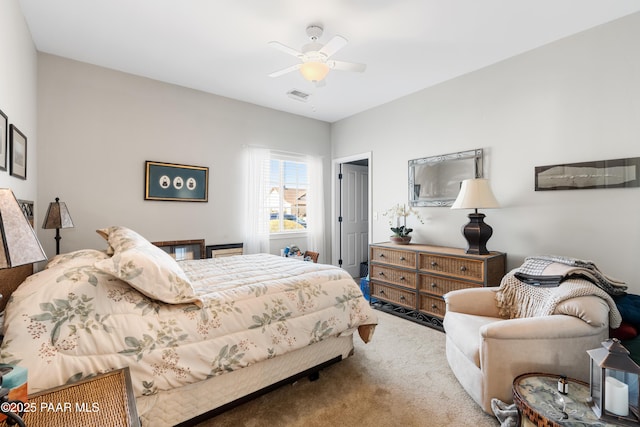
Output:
[18,0,640,123]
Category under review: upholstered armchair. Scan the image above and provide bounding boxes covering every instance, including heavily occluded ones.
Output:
[443,287,611,414]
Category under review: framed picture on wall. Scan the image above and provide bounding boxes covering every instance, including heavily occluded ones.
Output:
[144,161,209,202]
[0,109,7,171]
[9,124,27,180]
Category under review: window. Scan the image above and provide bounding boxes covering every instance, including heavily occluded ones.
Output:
[244,147,323,256]
[268,157,308,233]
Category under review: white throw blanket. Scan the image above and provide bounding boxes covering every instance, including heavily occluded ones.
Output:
[496,271,622,328]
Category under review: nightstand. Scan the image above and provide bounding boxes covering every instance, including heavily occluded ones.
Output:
[20,367,139,427]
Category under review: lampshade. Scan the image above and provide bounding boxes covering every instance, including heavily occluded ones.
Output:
[451,178,500,210]
[42,197,74,230]
[299,61,330,82]
[0,188,47,268]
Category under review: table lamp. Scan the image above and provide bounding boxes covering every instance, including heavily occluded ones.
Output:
[0,188,47,268]
[451,178,500,255]
[42,197,74,255]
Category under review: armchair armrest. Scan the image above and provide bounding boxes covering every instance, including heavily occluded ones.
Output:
[444,287,500,318]
[481,313,606,340]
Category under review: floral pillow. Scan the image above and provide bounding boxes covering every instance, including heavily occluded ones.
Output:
[45,249,111,270]
[94,226,201,306]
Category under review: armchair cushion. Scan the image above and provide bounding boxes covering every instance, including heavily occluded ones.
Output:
[553,295,610,327]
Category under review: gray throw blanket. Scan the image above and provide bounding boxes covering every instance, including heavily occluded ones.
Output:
[515,255,627,296]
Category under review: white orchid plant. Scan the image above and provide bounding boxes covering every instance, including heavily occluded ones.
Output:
[383,203,424,237]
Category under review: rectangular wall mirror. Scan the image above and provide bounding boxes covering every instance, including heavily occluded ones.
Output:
[408,149,483,207]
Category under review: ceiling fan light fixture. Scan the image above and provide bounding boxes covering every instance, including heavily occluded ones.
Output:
[299,61,329,82]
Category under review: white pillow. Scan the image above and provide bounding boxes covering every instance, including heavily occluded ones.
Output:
[94,226,201,305]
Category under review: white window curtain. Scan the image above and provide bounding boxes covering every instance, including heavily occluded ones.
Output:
[305,155,325,262]
[243,147,270,254]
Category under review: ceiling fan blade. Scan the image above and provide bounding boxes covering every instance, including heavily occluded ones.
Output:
[268,41,304,58]
[268,63,301,78]
[319,35,348,58]
[328,60,366,73]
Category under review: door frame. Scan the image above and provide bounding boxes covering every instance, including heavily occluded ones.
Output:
[331,151,373,268]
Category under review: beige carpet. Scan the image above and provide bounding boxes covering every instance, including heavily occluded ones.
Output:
[194,310,500,427]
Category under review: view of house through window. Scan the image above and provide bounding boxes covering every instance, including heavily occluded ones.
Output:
[269,158,308,233]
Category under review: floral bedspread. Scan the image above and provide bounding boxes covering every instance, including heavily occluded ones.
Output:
[1,251,377,397]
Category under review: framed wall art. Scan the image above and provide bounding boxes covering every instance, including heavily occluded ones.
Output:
[535,157,640,191]
[0,109,7,171]
[9,124,27,180]
[144,161,209,202]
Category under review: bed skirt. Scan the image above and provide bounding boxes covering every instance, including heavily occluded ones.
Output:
[137,333,355,426]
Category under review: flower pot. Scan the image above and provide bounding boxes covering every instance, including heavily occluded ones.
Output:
[390,235,412,245]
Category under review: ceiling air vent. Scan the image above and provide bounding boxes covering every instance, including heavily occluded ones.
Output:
[287,89,310,102]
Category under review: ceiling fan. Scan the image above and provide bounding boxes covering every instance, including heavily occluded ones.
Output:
[268,25,366,84]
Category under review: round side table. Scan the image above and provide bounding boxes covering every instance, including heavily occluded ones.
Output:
[512,373,622,427]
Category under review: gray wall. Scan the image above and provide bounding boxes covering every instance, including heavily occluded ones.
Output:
[333,13,640,293]
[0,0,39,209]
[37,54,331,259]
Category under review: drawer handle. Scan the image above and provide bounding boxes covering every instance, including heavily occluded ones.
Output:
[379,290,385,295]
[378,271,385,276]
[400,295,406,300]
[431,283,437,288]
[460,266,467,272]
[399,276,405,281]
[399,256,406,261]
[379,253,385,258]
[430,261,438,267]
[432,304,438,309]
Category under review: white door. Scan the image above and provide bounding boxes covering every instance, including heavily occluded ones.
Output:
[338,163,368,277]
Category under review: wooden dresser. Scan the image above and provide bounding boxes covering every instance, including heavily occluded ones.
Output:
[369,242,506,330]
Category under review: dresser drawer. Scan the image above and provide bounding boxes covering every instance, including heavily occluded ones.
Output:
[418,294,446,318]
[370,265,416,289]
[418,274,481,297]
[370,282,415,309]
[371,247,416,268]
[418,253,484,281]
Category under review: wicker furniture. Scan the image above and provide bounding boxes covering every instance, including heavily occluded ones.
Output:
[368,242,506,330]
[512,373,621,427]
[21,368,139,427]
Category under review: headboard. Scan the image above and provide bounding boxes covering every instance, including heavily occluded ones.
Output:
[0,199,36,312]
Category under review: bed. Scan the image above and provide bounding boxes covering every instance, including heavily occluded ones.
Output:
[0,226,377,426]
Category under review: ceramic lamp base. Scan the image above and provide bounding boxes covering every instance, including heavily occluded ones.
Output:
[462,213,493,255]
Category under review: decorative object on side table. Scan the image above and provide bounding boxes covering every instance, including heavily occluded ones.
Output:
[383,203,424,245]
[451,178,500,255]
[42,197,75,255]
[587,338,640,425]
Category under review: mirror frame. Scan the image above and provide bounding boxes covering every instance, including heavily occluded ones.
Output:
[408,149,483,207]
